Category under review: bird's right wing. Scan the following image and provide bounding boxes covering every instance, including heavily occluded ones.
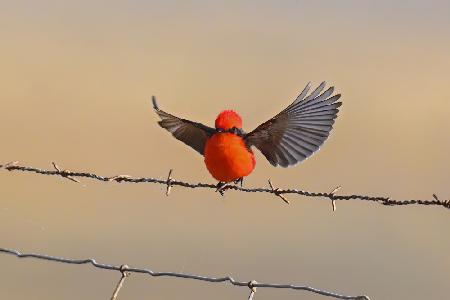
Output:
[152,96,215,155]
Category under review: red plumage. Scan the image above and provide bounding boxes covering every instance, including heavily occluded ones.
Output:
[152,82,342,183]
[205,111,255,182]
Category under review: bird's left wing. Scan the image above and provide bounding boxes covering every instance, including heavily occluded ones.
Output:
[244,82,342,167]
[152,96,215,155]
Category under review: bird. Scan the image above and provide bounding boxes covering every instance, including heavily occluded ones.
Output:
[152,82,341,189]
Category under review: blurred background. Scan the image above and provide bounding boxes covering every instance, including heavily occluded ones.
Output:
[1,1,449,299]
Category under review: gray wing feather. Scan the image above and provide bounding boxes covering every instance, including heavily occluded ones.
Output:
[245,82,342,167]
[152,96,215,155]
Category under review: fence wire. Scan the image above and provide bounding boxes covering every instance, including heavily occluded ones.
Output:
[0,247,370,300]
[2,160,446,299]
[1,161,449,210]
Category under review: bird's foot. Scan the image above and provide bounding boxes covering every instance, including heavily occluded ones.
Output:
[215,181,229,196]
[216,178,244,196]
[234,177,244,187]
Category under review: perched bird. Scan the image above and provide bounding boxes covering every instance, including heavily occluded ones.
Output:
[152,82,341,188]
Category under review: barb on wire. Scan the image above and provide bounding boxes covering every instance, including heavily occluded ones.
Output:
[329,186,341,212]
[268,179,290,204]
[51,161,80,183]
[0,161,449,211]
[248,280,257,300]
[110,265,130,300]
[166,169,173,196]
[0,247,370,300]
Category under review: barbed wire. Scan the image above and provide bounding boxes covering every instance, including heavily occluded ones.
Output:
[1,161,449,211]
[0,247,370,300]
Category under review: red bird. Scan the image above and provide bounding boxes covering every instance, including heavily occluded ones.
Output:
[153,82,341,187]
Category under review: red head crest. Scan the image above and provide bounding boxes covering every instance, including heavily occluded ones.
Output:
[215,110,242,130]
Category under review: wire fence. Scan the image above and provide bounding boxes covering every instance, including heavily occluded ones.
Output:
[0,247,370,300]
[1,161,449,211]
[1,160,449,299]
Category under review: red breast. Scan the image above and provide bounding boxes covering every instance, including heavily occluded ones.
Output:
[204,110,256,182]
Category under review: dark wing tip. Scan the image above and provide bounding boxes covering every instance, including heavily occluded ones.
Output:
[152,96,159,110]
[334,94,343,108]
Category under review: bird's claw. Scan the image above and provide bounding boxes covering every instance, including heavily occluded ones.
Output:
[215,181,228,196]
[234,177,244,187]
[216,178,244,196]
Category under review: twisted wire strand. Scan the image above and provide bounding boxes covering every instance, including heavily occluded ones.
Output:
[1,161,448,210]
[0,247,370,300]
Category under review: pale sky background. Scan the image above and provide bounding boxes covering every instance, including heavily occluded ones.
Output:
[1,1,450,299]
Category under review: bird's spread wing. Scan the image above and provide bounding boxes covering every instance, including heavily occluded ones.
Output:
[244,82,342,167]
[152,96,215,155]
